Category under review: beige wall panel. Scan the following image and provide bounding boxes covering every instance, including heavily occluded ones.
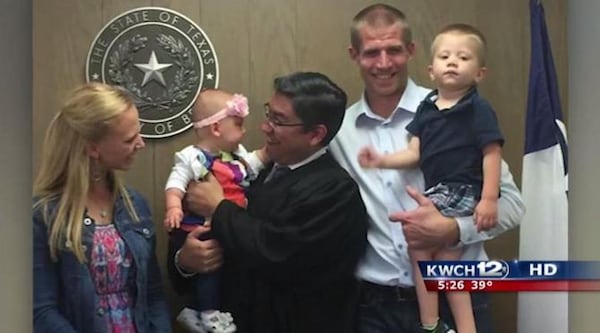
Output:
[246,0,297,148]
[103,0,153,16]
[295,0,367,101]
[32,0,102,174]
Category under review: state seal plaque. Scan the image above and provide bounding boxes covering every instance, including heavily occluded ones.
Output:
[86,7,219,138]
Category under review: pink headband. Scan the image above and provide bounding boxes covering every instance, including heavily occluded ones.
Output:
[193,94,249,128]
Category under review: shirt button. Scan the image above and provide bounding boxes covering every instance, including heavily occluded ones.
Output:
[403,271,409,277]
[96,307,105,316]
[142,228,150,235]
[83,217,92,226]
[386,181,392,187]
[398,244,403,250]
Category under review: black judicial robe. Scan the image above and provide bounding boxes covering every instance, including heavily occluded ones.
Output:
[212,152,368,333]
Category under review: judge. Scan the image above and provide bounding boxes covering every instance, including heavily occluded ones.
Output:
[170,71,368,333]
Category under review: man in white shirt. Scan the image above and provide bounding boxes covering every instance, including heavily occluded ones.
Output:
[329,4,525,333]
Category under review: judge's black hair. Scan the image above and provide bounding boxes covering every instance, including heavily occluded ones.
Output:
[273,72,347,145]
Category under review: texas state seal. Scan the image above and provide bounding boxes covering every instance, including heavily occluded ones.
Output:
[86,7,219,138]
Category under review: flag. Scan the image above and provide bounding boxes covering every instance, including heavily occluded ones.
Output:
[518,1,569,332]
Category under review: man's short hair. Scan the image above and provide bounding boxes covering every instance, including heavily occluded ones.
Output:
[273,72,347,146]
[350,3,412,50]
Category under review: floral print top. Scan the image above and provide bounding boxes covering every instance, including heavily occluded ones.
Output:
[89,224,137,333]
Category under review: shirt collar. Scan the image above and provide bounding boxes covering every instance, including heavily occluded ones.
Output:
[354,78,427,123]
[423,86,479,107]
[275,147,327,171]
[397,78,429,113]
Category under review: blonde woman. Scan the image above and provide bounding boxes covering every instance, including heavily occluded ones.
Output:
[33,83,171,332]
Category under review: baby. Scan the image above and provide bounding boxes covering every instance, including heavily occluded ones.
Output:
[165,89,267,333]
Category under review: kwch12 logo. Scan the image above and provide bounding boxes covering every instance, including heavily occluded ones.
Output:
[420,260,510,279]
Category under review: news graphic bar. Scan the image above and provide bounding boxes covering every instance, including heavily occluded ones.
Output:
[419,260,600,292]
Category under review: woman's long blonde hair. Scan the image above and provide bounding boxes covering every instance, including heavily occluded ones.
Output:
[34,83,139,263]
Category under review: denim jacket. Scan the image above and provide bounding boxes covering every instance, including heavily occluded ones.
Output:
[33,188,171,333]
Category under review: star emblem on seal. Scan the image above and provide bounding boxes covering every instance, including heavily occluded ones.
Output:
[135,50,173,87]
[86,7,219,138]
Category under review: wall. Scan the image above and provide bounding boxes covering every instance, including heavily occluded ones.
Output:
[29,0,568,332]
[0,0,32,332]
[568,0,600,332]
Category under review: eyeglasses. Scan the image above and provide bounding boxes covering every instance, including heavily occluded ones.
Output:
[263,103,304,127]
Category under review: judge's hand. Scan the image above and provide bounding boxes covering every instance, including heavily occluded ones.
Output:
[389,186,460,250]
[186,173,224,217]
[177,226,223,273]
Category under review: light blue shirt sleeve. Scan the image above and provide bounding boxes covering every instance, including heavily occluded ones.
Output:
[455,159,525,245]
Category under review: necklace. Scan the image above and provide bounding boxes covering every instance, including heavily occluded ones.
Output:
[87,188,112,224]
[93,207,112,225]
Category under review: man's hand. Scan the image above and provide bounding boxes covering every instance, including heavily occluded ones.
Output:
[186,173,225,217]
[389,186,460,250]
[177,226,223,273]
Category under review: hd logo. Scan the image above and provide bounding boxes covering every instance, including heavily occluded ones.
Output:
[86,7,219,138]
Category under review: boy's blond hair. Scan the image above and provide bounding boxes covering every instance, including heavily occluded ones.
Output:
[431,23,487,66]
